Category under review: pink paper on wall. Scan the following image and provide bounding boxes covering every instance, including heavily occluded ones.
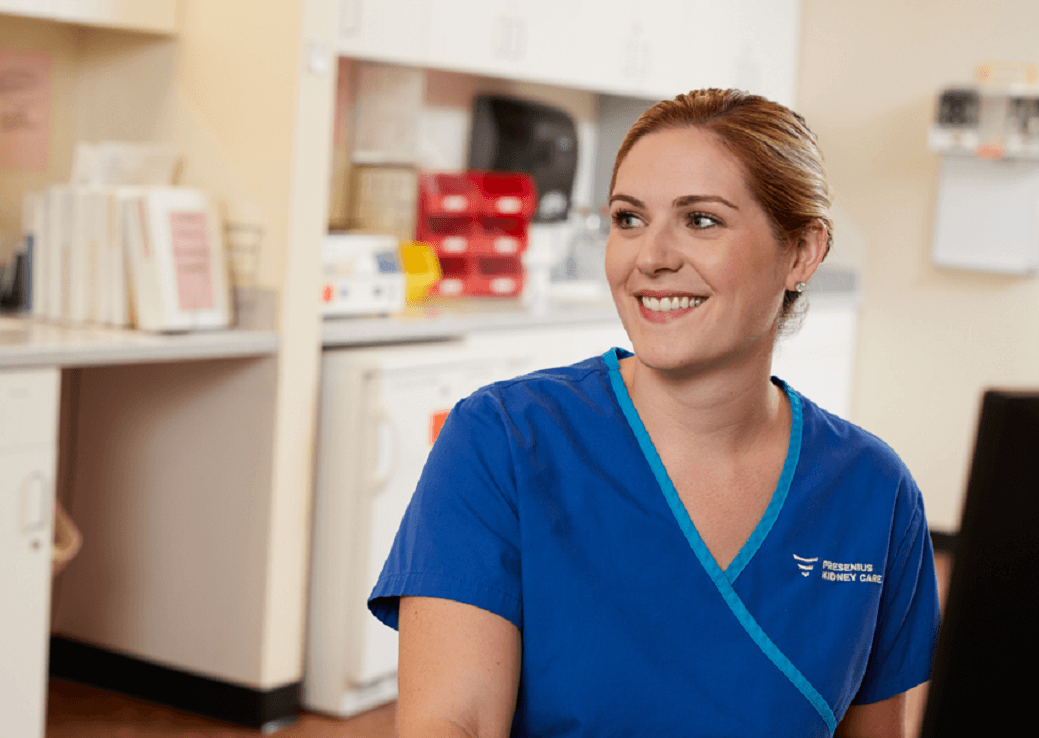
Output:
[169,211,215,310]
[0,49,51,171]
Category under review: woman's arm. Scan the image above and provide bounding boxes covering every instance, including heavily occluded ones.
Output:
[836,693,907,738]
[397,596,522,738]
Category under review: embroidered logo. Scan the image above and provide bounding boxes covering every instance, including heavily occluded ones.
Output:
[820,560,883,584]
[793,554,818,577]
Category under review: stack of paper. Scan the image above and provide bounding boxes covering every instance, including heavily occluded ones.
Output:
[122,188,231,332]
[22,142,231,332]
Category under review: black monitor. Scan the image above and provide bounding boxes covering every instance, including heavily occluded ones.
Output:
[920,390,1039,736]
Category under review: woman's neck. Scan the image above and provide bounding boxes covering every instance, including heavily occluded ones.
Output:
[620,351,787,458]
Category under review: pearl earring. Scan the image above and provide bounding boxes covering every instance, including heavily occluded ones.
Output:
[795,282,807,293]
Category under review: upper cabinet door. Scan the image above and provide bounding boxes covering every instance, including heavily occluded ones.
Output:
[735,0,801,106]
[0,0,180,34]
[512,0,585,89]
[663,0,742,95]
[615,0,801,103]
[425,0,589,90]
[424,0,523,78]
[576,0,685,98]
[334,0,800,103]
[336,0,430,66]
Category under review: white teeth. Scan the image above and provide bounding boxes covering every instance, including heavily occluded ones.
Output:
[640,296,705,312]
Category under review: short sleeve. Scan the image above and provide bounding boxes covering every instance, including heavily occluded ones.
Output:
[852,477,941,704]
[367,389,523,631]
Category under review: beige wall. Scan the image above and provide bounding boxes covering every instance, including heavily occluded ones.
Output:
[0,2,306,292]
[798,0,1039,530]
[0,16,79,261]
[168,0,303,295]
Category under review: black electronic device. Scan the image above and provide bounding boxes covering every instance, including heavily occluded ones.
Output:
[468,95,578,223]
[936,88,980,128]
[0,250,27,312]
[919,390,1039,736]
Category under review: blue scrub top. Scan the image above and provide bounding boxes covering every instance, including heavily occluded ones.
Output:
[369,349,940,737]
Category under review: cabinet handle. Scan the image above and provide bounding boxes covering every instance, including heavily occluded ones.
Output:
[365,409,397,497]
[512,18,527,61]
[495,14,510,58]
[623,36,639,80]
[638,39,652,82]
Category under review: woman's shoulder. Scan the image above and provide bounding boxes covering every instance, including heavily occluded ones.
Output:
[784,384,930,553]
[463,351,615,410]
[784,382,921,494]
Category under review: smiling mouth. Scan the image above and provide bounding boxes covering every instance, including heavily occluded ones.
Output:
[639,295,707,312]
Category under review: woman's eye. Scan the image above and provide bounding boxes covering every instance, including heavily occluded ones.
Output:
[688,212,721,229]
[612,211,645,229]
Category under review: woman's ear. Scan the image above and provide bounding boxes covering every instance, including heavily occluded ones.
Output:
[786,220,829,291]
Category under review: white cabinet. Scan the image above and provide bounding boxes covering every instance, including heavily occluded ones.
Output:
[305,320,629,717]
[0,368,60,738]
[336,0,801,102]
[655,0,801,105]
[733,0,801,107]
[512,0,583,88]
[667,0,743,93]
[577,0,686,98]
[0,0,180,34]
[423,0,584,86]
[336,0,429,66]
[426,0,519,79]
[307,341,525,716]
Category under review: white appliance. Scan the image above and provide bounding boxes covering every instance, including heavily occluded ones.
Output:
[304,322,629,717]
[0,367,60,738]
[321,233,406,317]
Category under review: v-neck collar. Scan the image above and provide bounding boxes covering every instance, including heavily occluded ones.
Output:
[603,347,804,585]
[602,348,832,732]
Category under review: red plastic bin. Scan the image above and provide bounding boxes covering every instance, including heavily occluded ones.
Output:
[467,171,537,218]
[418,172,480,215]
[417,215,478,254]
[432,255,524,297]
[420,217,527,257]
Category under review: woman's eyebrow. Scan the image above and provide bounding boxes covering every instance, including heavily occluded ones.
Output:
[673,194,739,210]
[608,193,739,210]
[608,194,643,207]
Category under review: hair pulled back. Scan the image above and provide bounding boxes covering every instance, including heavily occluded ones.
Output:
[610,89,833,331]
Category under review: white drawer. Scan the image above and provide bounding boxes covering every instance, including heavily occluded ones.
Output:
[0,368,60,451]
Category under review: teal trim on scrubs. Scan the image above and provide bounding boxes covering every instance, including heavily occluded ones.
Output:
[603,348,837,735]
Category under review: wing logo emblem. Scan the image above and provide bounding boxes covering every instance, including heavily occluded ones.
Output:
[793,554,819,577]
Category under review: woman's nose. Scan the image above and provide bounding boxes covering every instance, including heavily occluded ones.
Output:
[636,225,682,274]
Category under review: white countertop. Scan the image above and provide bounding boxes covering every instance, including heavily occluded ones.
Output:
[0,316,279,369]
[0,270,859,366]
[321,297,625,348]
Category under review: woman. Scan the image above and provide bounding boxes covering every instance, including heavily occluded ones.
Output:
[369,89,940,738]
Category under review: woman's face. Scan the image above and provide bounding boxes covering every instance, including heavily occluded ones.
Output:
[606,126,800,376]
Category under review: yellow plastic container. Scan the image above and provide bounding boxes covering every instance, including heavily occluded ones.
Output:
[399,241,442,303]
